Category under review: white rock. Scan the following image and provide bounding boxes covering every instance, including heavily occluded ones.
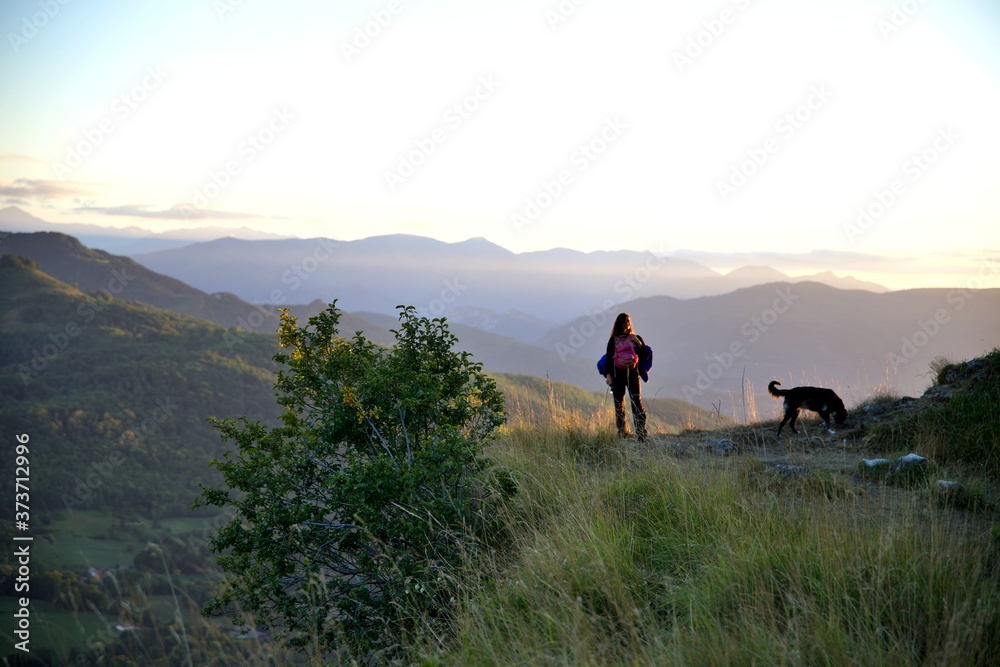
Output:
[891,452,928,473]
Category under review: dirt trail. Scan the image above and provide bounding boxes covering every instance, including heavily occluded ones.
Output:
[653,421,868,474]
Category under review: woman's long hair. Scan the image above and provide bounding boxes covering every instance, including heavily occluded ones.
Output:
[611,313,633,338]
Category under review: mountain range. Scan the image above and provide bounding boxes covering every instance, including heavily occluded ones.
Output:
[3,219,998,415]
[2,206,887,334]
[126,233,887,336]
[0,205,289,254]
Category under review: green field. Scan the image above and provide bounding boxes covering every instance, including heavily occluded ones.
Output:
[35,511,218,571]
[2,509,239,660]
[36,532,139,572]
[0,597,111,658]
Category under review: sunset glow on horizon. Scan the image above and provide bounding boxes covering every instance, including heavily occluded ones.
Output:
[2,0,999,291]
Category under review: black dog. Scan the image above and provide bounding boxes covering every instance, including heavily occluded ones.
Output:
[767,380,847,436]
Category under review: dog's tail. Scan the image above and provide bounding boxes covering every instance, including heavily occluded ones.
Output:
[767,380,786,397]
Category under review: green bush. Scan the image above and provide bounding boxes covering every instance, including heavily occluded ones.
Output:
[196,303,507,661]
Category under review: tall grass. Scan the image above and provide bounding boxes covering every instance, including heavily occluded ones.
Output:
[417,427,999,666]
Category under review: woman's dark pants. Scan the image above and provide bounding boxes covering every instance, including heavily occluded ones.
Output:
[611,367,647,441]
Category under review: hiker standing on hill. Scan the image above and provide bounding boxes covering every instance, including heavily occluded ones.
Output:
[605,312,648,442]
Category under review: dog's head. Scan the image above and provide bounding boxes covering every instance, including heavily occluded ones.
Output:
[834,408,848,425]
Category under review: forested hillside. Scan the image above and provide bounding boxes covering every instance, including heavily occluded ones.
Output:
[0,255,280,517]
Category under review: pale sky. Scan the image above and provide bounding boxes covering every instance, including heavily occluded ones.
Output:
[2,0,999,289]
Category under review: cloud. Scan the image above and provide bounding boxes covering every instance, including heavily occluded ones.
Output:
[0,154,47,164]
[0,179,90,198]
[73,203,259,220]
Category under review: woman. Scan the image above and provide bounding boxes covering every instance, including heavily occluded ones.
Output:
[604,312,648,441]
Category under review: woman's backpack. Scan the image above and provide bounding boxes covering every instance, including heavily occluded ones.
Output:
[613,335,639,369]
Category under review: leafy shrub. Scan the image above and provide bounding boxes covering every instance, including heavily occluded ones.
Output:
[196,303,506,660]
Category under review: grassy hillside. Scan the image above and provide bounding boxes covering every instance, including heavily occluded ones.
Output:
[865,348,1000,478]
[409,351,999,666]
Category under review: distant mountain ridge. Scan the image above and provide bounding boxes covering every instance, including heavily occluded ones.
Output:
[0,205,292,254]
[128,234,888,335]
[0,231,278,331]
[3,208,889,334]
